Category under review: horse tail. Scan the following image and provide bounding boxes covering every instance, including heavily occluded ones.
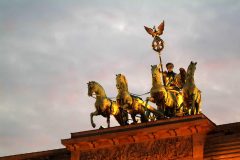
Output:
[196,90,202,113]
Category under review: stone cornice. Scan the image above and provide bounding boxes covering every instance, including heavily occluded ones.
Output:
[62,114,216,152]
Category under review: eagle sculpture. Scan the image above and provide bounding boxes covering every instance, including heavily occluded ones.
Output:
[144,21,164,37]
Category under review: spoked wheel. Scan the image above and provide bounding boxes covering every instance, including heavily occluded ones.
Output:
[148,112,157,121]
[146,109,164,121]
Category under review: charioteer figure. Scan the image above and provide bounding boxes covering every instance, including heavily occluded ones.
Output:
[163,62,179,91]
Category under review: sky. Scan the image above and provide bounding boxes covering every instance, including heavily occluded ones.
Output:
[0,0,240,157]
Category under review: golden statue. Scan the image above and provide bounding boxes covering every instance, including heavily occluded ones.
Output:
[85,21,203,129]
[146,65,185,117]
[144,21,164,38]
[175,68,187,89]
[88,81,128,128]
[162,63,187,91]
[182,62,202,115]
[116,74,163,123]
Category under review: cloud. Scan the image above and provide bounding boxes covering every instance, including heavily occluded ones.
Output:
[0,0,240,156]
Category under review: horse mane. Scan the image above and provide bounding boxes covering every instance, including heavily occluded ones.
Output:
[93,81,103,89]
[116,74,129,91]
[186,62,196,84]
[179,68,186,83]
[151,65,163,86]
[122,75,128,90]
[89,81,106,96]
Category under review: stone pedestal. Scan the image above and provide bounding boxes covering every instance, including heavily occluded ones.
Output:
[62,114,215,160]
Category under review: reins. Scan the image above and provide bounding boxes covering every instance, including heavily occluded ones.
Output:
[90,91,151,100]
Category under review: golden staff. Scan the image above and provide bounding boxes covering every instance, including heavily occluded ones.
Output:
[144,20,166,86]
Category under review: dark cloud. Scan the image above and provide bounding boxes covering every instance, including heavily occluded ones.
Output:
[0,0,240,156]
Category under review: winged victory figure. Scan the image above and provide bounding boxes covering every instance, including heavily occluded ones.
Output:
[144,21,165,37]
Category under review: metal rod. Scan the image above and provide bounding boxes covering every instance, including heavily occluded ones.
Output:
[158,53,166,86]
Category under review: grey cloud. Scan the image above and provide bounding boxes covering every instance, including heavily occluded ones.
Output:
[0,0,240,156]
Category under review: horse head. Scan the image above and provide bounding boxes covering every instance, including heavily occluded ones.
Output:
[187,61,197,77]
[151,65,163,83]
[87,81,96,97]
[116,74,128,91]
[88,81,106,98]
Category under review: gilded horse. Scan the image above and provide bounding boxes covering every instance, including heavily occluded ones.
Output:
[182,61,202,115]
[88,81,128,128]
[146,65,184,117]
[116,74,162,123]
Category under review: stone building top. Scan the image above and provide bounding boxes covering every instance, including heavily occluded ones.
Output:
[62,114,215,160]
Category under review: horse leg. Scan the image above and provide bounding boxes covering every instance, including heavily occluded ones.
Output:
[131,113,137,124]
[114,110,128,126]
[177,103,184,116]
[173,105,177,117]
[164,107,169,117]
[195,103,199,114]
[144,99,150,118]
[107,115,110,128]
[145,110,150,120]
[140,113,148,123]
[195,101,200,114]
[90,110,99,128]
[183,101,189,116]
[195,93,201,114]
[122,110,129,125]
[165,107,174,118]
[114,114,123,126]
[191,94,196,115]
[167,107,174,117]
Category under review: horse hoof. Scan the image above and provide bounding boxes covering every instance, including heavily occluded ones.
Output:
[99,126,104,129]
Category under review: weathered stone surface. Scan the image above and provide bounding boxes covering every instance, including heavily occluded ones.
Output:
[62,114,215,160]
[204,122,240,160]
[80,136,193,160]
